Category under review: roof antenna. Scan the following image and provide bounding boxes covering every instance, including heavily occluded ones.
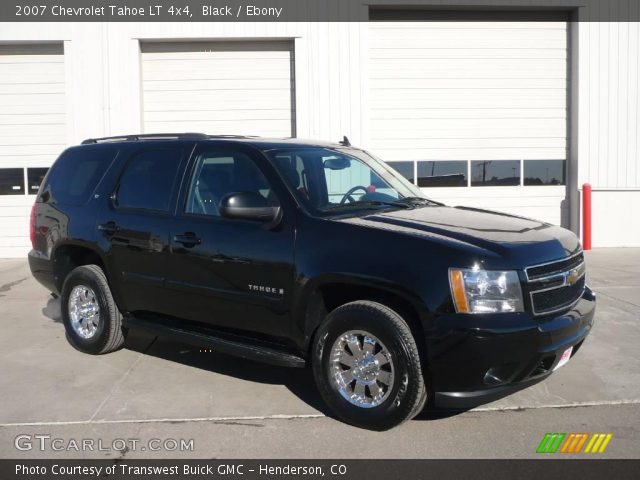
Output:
[339,135,351,147]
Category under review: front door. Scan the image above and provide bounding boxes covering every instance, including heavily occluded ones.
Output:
[163,144,296,340]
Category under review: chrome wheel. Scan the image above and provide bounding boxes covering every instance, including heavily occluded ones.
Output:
[68,285,100,339]
[329,330,395,408]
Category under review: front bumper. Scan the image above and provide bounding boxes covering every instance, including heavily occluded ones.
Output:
[427,287,596,409]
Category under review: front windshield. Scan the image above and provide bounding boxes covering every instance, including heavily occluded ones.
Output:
[266,147,429,213]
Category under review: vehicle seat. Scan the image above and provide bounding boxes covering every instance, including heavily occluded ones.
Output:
[195,168,232,215]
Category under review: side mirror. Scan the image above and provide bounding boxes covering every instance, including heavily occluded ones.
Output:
[219,192,281,223]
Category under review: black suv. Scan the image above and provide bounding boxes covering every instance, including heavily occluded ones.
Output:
[28,133,595,430]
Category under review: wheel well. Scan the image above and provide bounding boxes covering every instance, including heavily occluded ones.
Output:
[52,245,105,292]
[306,283,427,354]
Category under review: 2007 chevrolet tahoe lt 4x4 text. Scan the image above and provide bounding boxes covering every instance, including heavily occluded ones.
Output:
[28,133,595,430]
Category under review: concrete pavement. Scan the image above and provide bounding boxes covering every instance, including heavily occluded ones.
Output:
[0,249,639,458]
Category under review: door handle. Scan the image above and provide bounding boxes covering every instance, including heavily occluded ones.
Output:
[97,221,120,235]
[173,233,201,247]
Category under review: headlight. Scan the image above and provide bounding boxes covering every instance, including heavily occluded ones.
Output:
[449,268,524,314]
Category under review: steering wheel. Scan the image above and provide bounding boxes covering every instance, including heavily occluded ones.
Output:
[340,185,369,204]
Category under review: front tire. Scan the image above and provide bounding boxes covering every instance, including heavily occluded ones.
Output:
[61,264,125,354]
[312,300,427,430]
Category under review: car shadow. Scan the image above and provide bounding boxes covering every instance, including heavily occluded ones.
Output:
[126,329,333,416]
[40,296,516,421]
[42,295,63,323]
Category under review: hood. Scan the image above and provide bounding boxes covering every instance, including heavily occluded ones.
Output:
[335,205,581,267]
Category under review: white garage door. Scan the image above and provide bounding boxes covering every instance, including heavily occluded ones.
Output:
[369,22,568,225]
[141,41,294,137]
[0,44,66,258]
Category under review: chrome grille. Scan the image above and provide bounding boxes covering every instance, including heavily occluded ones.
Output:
[525,252,586,316]
[525,251,585,281]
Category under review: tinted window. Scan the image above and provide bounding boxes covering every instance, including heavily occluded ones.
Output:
[44,147,117,205]
[186,150,277,217]
[417,161,467,187]
[0,168,24,195]
[471,160,520,186]
[524,160,566,185]
[27,168,49,194]
[267,148,421,213]
[116,148,183,212]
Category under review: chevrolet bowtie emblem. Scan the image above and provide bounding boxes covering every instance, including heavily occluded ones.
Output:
[566,267,581,286]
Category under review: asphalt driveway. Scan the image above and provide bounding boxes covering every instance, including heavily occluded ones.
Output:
[0,249,639,458]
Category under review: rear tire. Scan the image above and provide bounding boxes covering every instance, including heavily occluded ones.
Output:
[312,300,427,430]
[61,264,125,354]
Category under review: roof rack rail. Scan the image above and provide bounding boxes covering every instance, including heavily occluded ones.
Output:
[208,135,259,139]
[81,133,210,144]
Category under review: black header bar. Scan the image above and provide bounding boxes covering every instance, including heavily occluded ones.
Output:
[2,459,640,480]
[1,0,640,22]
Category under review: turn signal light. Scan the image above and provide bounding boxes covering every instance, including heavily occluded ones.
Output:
[449,269,470,313]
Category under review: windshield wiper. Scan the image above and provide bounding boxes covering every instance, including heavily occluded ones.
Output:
[396,196,443,206]
[325,200,414,211]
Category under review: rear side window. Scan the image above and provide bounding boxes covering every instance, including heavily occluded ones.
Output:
[115,148,183,212]
[44,147,117,205]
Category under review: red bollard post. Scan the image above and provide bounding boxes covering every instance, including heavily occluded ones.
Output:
[582,183,592,251]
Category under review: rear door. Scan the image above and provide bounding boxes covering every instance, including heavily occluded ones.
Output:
[96,143,194,314]
[163,143,296,339]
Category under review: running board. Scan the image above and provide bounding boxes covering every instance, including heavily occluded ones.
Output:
[123,315,306,368]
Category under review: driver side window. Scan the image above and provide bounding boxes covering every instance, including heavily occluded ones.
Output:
[185,150,277,217]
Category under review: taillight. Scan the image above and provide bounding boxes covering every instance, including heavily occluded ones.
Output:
[29,203,37,249]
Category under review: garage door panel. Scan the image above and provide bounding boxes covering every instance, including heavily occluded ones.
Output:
[0,113,65,126]
[371,67,566,80]
[370,108,567,120]
[371,36,565,50]
[372,147,566,162]
[370,26,567,37]
[370,48,566,60]
[0,104,66,116]
[0,154,57,169]
[142,40,292,53]
[370,89,567,99]
[0,124,65,137]
[143,50,291,61]
[0,136,65,149]
[0,83,65,95]
[371,95,565,109]
[0,237,30,249]
[144,89,292,105]
[371,57,566,73]
[142,41,294,137]
[0,144,65,157]
[369,21,568,171]
[371,137,566,150]
[0,43,65,257]
[144,66,290,82]
[145,119,292,137]
[143,55,291,68]
[0,216,29,235]
[146,109,294,122]
[0,68,64,84]
[370,77,566,90]
[144,78,291,92]
[0,94,65,107]
[0,204,33,217]
[370,118,567,135]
